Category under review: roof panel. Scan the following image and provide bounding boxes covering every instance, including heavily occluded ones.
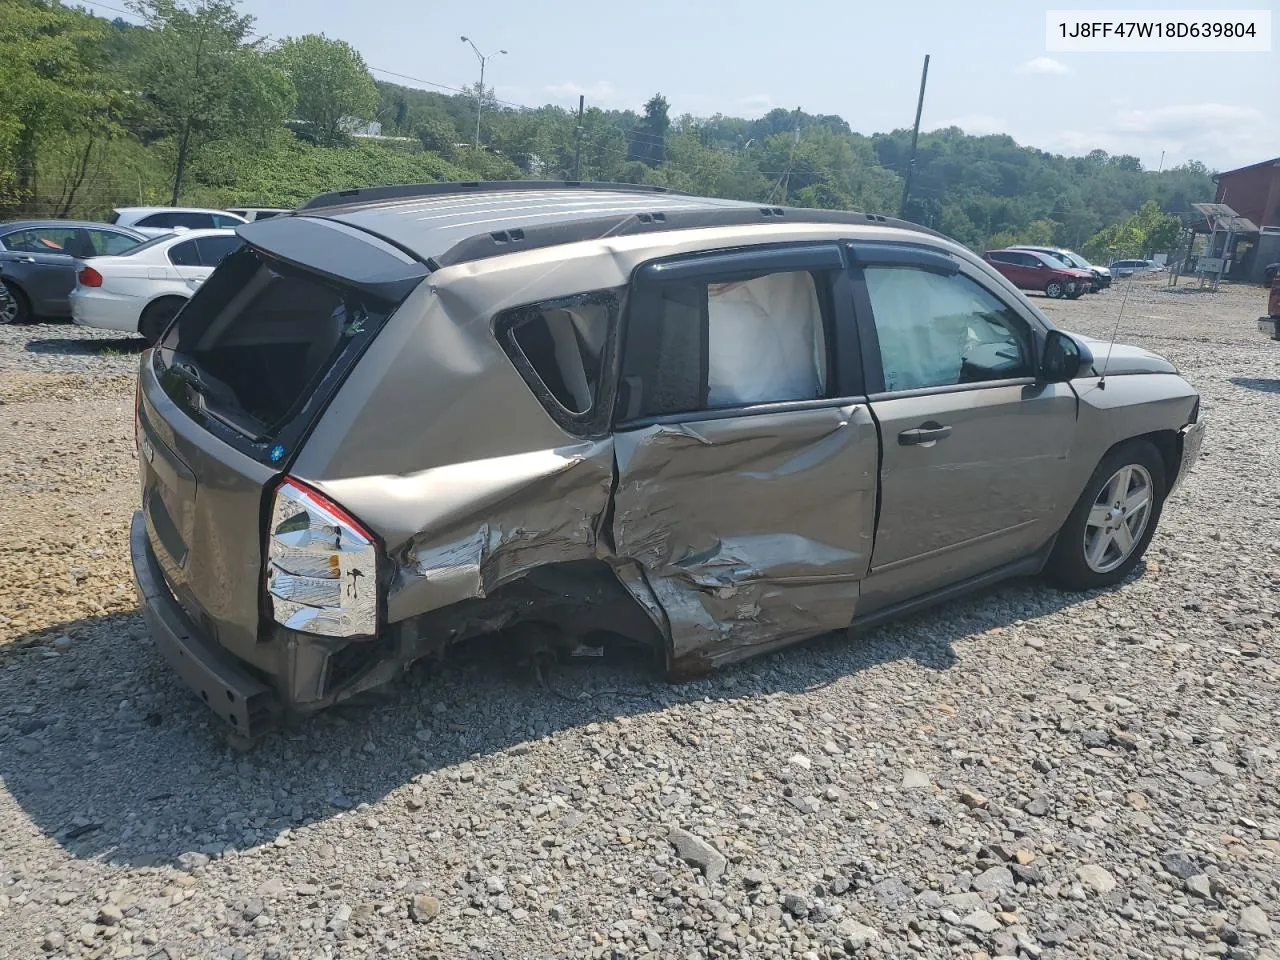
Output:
[324,188,756,260]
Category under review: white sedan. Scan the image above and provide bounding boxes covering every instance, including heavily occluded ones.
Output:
[70,229,242,342]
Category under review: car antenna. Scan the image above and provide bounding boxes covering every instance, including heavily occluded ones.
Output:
[1097,258,1136,391]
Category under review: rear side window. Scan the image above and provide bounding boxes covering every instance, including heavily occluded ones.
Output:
[620,269,830,420]
[87,229,142,256]
[168,239,200,266]
[157,246,397,463]
[497,291,615,420]
[196,235,242,266]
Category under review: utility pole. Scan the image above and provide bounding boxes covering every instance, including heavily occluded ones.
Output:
[460,36,507,149]
[898,53,931,219]
[573,94,584,181]
[1158,150,1165,173]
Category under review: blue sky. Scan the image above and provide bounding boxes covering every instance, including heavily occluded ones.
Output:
[85,0,1277,171]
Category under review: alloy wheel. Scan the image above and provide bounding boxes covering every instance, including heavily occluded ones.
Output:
[0,282,17,325]
[1082,464,1153,573]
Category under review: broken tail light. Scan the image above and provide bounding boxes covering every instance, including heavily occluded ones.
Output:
[266,478,378,639]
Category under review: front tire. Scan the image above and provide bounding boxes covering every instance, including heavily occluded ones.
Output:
[1045,280,1065,299]
[139,297,186,344]
[1045,440,1166,591]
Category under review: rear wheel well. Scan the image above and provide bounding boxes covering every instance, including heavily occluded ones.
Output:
[139,295,188,342]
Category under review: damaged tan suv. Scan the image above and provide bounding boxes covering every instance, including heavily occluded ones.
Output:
[130,181,1205,736]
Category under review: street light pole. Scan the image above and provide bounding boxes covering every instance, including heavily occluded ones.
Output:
[460,36,507,149]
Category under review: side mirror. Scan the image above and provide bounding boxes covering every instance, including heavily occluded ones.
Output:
[1040,329,1091,382]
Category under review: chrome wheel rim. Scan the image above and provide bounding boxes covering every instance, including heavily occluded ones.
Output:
[1046,282,1063,298]
[0,282,16,324]
[1083,464,1153,573]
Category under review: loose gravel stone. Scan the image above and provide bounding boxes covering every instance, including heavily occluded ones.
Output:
[0,283,1278,960]
[1240,906,1273,937]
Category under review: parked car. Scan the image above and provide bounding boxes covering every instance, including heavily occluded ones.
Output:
[983,248,1093,299]
[131,181,1205,737]
[1259,272,1280,341]
[0,220,149,324]
[225,207,291,222]
[1012,245,1111,291]
[109,206,247,237]
[1109,259,1162,278]
[70,229,242,342]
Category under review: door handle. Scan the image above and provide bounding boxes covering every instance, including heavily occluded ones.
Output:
[898,422,952,446]
[15,256,35,263]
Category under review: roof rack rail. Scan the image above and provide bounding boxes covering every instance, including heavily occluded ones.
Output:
[430,204,948,270]
[298,180,686,212]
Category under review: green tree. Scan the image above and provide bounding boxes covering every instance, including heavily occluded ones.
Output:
[0,1,124,212]
[130,0,293,203]
[275,33,377,146]
[415,112,458,158]
[1132,199,1183,256]
[629,94,669,166]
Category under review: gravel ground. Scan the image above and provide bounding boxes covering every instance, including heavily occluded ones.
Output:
[1,281,1278,960]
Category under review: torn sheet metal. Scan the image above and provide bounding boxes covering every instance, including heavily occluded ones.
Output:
[610,403,879,666]
[317,441,615,623]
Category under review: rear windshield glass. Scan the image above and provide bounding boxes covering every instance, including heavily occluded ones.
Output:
[155,246,396,464]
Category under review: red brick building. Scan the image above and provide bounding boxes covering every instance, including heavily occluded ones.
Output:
[1214,157,1280,228]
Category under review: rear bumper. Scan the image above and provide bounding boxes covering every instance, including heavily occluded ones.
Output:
[130,511,279,737]
[131,510,408,734]
[70,289,143,334]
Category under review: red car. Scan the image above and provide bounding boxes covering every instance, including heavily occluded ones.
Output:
[984,248,1094,299]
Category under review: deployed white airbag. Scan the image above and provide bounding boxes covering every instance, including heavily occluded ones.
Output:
[705,271,826,407]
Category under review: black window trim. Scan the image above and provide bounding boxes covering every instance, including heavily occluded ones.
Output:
[613,241,864,429]
[494,287,625,438]
[848,240,1049,398]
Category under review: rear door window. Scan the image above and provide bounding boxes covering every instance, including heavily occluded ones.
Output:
[620,264,833,420]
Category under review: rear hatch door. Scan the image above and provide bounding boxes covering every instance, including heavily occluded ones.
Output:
[137,216,428,667]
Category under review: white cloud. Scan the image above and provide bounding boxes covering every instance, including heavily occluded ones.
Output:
[1019,56,1071,75]
[735,93,775,112]
[543,80,623,105]
[934,114,1006,136]
[1048,102,1272,170]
